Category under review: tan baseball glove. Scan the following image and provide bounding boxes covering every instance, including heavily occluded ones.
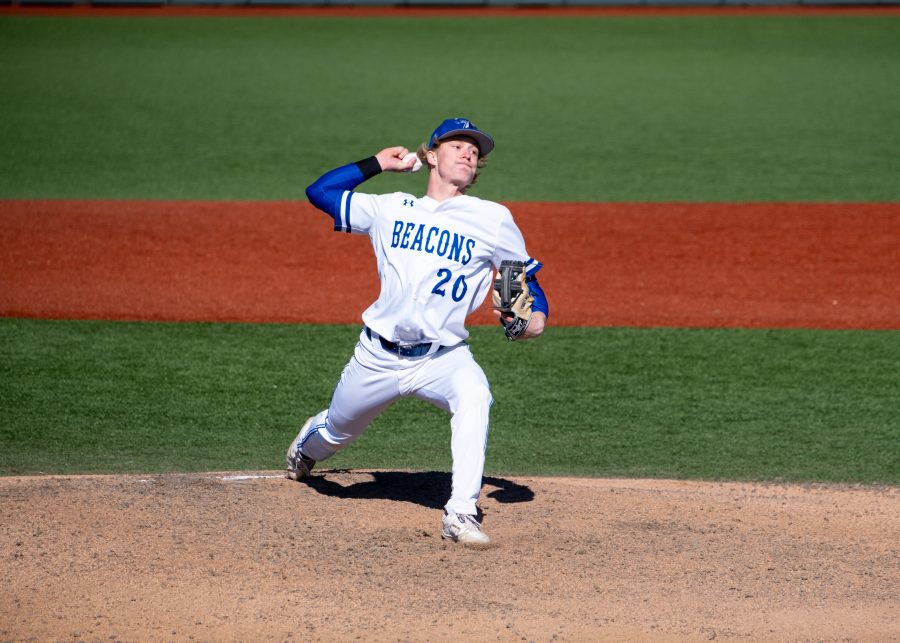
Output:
[492,260,534,341]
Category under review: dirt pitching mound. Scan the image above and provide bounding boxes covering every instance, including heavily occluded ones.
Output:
[2,471,897,641]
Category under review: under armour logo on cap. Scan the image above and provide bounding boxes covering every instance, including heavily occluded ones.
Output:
[428,118,495,156]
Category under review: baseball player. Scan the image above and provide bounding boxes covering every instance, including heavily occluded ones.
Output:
[287,118,549,545]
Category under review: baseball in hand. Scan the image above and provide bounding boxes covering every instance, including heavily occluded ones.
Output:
[402,152,423,174]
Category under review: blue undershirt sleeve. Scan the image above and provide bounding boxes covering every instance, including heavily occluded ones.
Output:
[527,275,549,318]
[305,156,382,223]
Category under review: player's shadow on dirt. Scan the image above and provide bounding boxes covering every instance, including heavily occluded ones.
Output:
[304,470,534,510]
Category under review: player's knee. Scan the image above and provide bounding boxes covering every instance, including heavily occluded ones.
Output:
[461,382,493,414]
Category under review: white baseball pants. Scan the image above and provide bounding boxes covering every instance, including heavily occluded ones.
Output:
[298,328,493,516]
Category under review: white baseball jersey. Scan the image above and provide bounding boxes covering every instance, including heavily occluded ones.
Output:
[335,190,537,347]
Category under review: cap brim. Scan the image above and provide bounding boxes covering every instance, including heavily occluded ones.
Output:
[434,129,495,156]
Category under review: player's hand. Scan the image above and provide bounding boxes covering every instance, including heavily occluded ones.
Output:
[493,310,546,340]
[375,147,417,173]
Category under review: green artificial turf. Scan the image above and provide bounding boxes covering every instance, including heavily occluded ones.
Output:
[2,13,897,486]
[2,318,897,484]
[1,15,899,201]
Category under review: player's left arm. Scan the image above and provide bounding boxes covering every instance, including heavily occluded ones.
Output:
[492,210,549,340]
[522,274,548,339]
[501,265,546,339]
[490,261,548,340]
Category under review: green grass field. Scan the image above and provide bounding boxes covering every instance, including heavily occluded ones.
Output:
[2,318,897,483]
[2,13,898,483]
[1,15,899,201]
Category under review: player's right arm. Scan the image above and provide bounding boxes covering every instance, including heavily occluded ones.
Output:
[305,157,381,229]
[305,147,415,230]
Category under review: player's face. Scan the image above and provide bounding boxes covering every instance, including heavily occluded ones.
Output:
[433,136,480,188]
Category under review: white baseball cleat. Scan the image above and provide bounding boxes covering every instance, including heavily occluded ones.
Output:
[286,417,317,481]
[441,512,490,546]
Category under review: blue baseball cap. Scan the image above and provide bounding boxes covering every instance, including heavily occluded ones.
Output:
[428,118,495,156]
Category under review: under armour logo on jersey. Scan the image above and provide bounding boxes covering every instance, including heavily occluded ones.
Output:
[403,199,415,207]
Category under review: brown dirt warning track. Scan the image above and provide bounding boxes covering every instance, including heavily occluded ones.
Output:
[2,199,899,642]
[2,200,900,329]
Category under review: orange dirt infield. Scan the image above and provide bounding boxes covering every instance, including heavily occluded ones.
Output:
[2,200,899,329]
[2,199,899,641]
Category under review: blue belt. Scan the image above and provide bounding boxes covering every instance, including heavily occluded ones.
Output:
[365,326,434,358]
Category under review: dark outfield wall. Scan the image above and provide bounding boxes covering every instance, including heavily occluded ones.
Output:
[7,0,900,8]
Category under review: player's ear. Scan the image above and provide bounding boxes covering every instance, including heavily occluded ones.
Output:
[426,148,438,167]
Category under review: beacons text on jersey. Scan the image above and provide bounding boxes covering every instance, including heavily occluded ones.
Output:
[391,219,476,265]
